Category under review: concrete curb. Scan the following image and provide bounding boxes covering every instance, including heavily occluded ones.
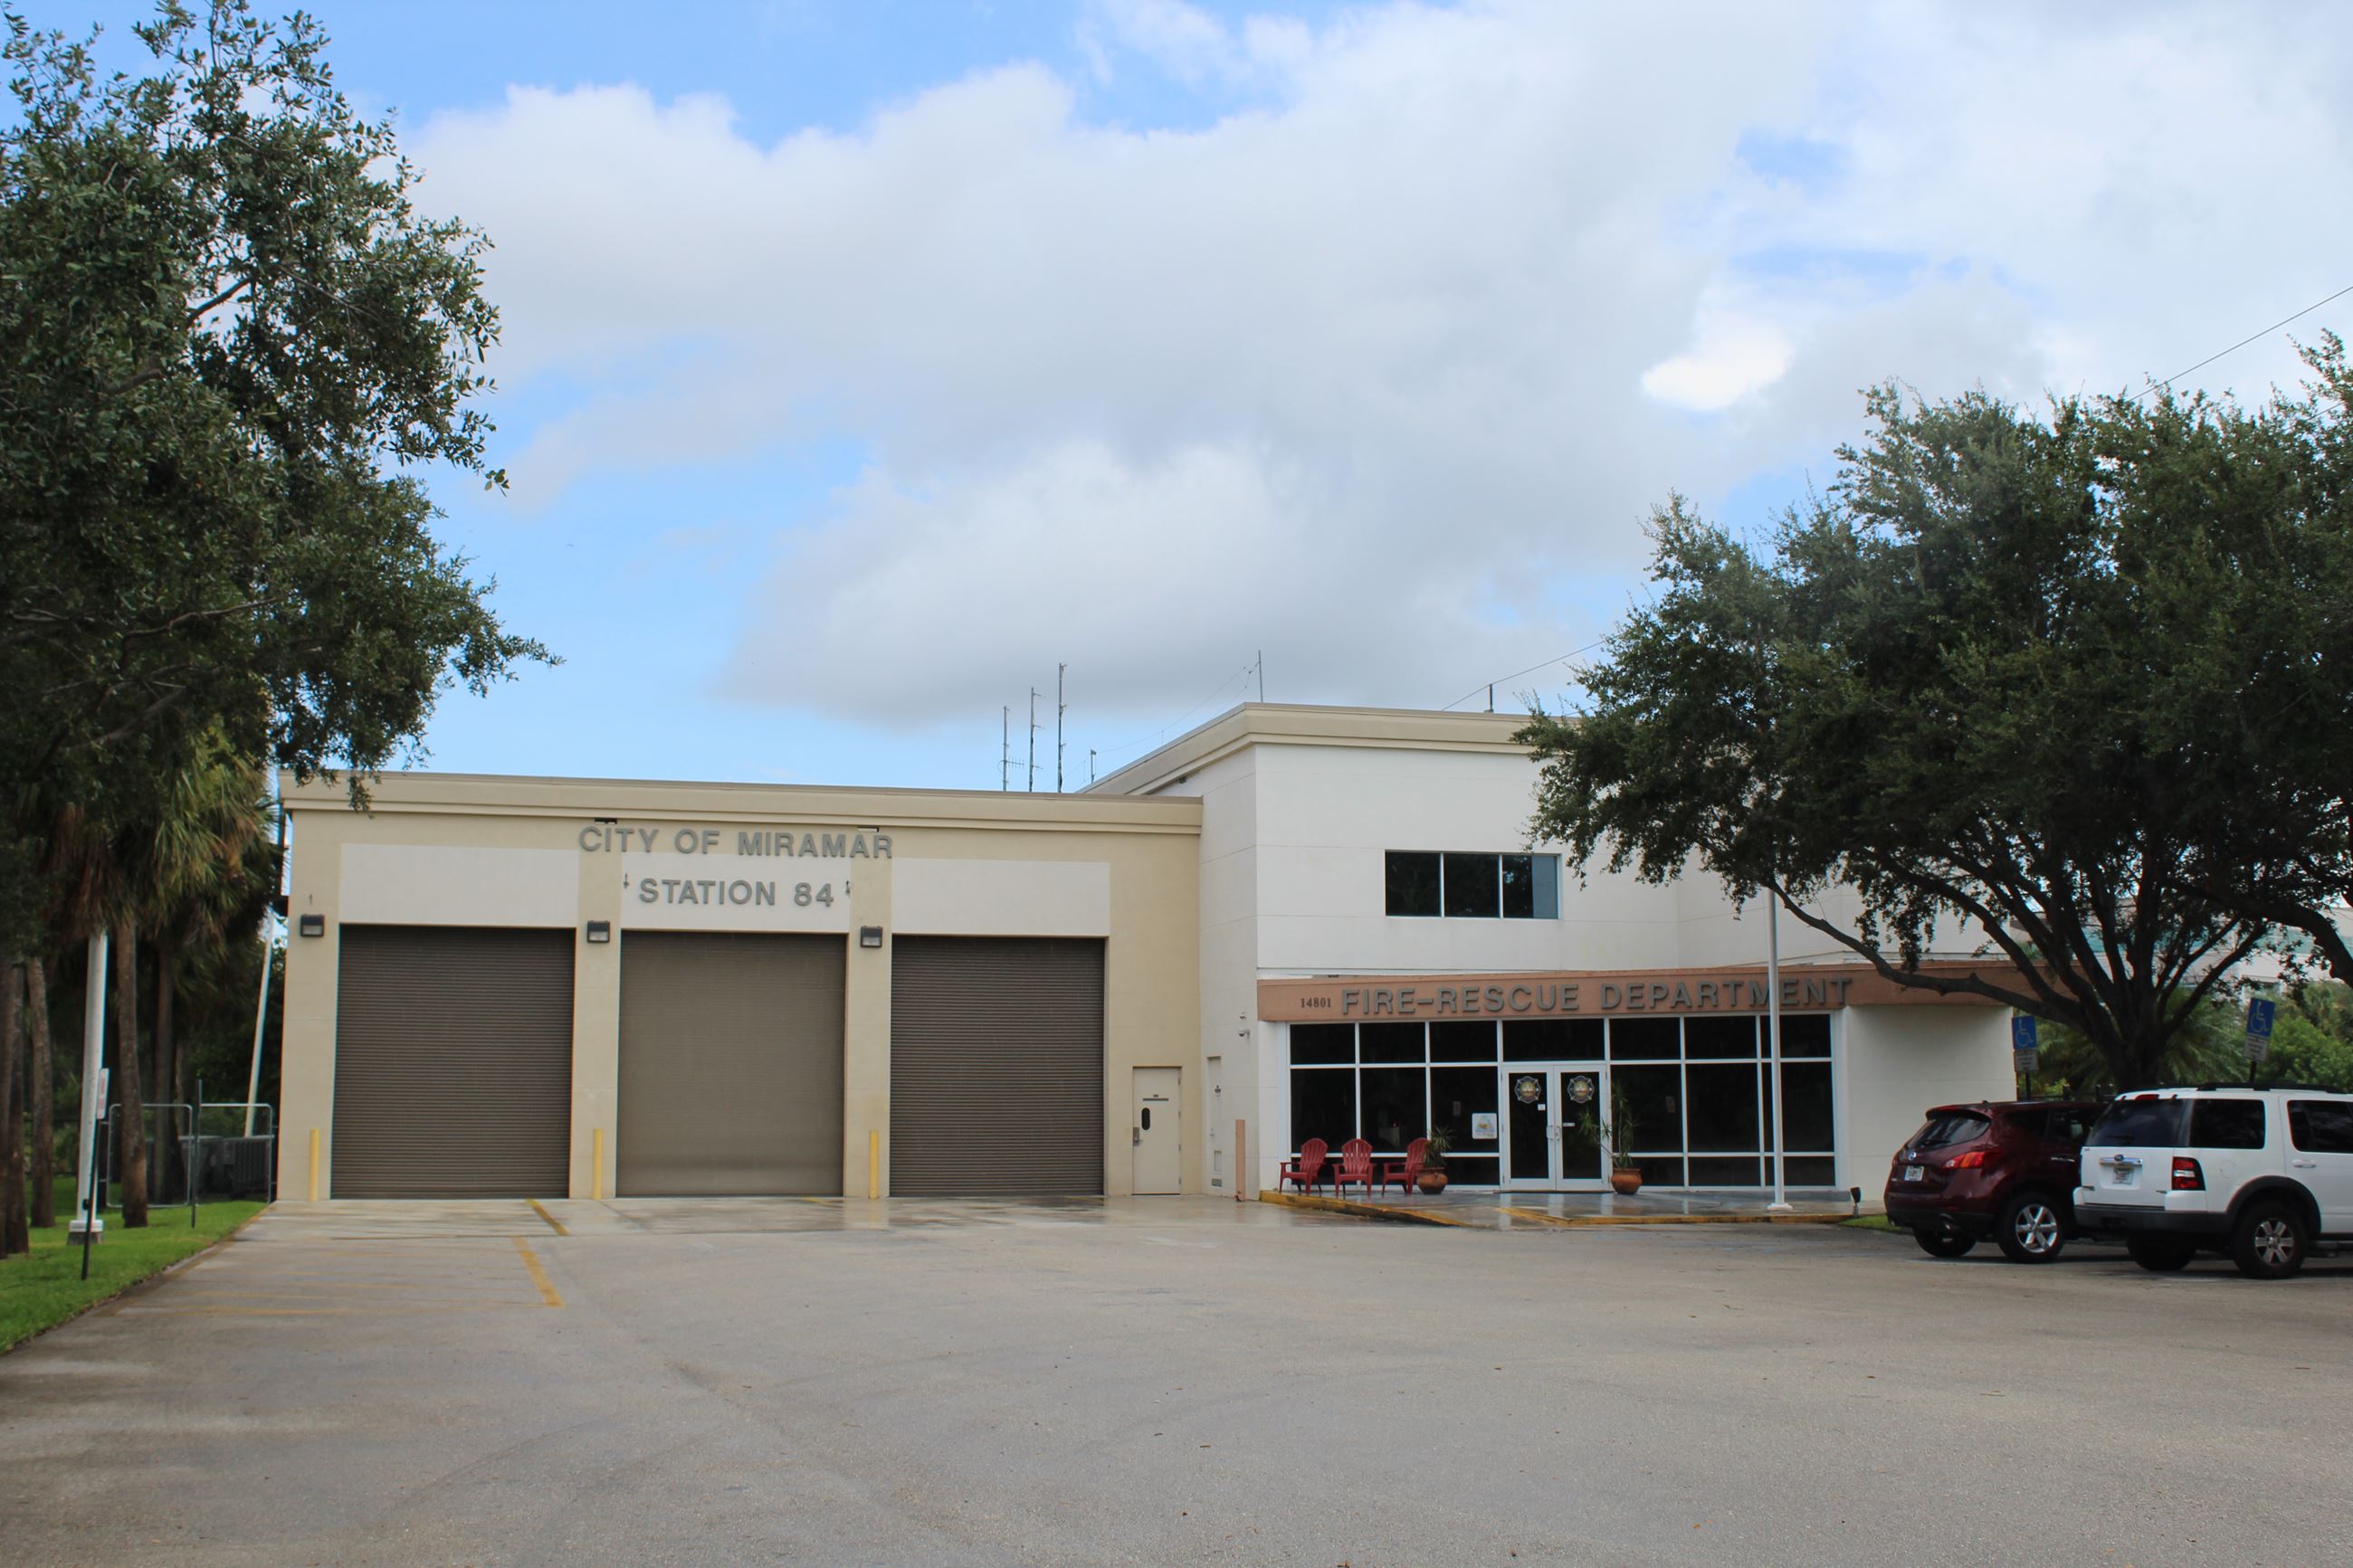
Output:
[1257,1191,1856,1229]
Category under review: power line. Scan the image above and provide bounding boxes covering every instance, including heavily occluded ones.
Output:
[2135,281,2353,402]
[1440,641,1608,712]
[1092,660,1262,774]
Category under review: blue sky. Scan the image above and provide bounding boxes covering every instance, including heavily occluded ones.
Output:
[44,1,2353,792]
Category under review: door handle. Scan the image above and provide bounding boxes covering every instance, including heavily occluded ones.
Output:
[2291,1158,2318,1168]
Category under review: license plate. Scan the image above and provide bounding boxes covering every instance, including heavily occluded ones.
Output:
[1903,1164,1922,1183]
[2107,1166,2136,1186]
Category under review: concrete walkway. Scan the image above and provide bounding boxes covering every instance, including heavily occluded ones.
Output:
[1259,1185,1862,1228]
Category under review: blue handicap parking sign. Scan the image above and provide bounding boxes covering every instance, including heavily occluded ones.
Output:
[2011,1016,2038,1052]
[2245,999,2276,1041]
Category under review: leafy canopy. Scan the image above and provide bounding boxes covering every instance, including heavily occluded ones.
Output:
[0,1,550,953]
[1521,345,2353,1088]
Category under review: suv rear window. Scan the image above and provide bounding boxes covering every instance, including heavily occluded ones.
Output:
[1911,1110,1991,1150]
[2188,1098,2267,1150]
[2087,1098,2187,1147]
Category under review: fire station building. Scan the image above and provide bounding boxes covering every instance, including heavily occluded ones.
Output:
[277,704,2012,1202]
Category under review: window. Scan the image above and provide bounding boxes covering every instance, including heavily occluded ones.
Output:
[1614,1015,1836,1187]
[1443,852,1500,917]
[2188,1098,2267,1151]
[1385,851,1560,918]
[2087,1098,2186,1147]
[1910,1110,1990,1150]
[2290,1100,2353,1155]
[1384,851,1441,917]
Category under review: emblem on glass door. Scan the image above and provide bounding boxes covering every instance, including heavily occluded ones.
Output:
[1568,1074,1595,1105]
[1513,1075,1543,1105]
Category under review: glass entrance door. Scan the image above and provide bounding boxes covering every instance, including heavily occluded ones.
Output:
[1502,1065,1607,1189]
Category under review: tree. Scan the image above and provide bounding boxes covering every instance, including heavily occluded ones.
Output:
[0,0,549,964]
[1521,348,2353,1088]
[0,2,552,1234]
[138,731,272,1150]
[24,954,54,1226]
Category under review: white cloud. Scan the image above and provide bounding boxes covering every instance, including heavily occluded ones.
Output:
[1642,315,1794,412]
[410,0,2353,729]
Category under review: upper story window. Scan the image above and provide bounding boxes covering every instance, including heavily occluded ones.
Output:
[1385,851,1559,918]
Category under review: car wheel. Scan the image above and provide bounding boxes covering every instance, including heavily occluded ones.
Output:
[1913,1228,1976,1259]
[2125,1236,2195,1272]
[1996,1192,2067,1264]
[2230,1200,2309,1280]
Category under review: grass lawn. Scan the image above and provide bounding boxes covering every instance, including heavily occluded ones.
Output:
[1842,1213,1900,1232]
[2,1179,264,1354]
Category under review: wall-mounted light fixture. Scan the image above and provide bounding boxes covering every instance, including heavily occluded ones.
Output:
[859,926,884,949]
[298,914,325,938]
[586,920,612,944]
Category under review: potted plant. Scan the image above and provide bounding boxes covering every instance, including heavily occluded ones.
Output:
[1416,1127,1453,1194]
[1578,1088,1644,1195]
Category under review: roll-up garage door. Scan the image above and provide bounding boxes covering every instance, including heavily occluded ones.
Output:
[891,936,1105,1195]
[332,926,574,1199]
[618,932,844,1195]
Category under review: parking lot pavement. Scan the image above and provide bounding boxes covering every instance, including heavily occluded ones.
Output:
[3,1202,2348,1567]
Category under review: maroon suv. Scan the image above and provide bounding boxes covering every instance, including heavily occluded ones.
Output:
[1883,1100,2100,1263]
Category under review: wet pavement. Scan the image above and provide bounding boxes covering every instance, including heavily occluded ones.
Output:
[5,1194,2348,1566]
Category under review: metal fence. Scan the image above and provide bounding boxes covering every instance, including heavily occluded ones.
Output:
[96,1099,276,1210]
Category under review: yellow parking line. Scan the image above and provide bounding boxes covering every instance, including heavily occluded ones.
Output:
[513,1237,565,1307]
[527,1198,569,1235]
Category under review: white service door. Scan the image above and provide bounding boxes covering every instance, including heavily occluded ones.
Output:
[1132,1067,1182,1195]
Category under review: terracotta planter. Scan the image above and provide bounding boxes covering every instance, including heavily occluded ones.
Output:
[1416,1170,1449,1194]
[1608,1167,1643,1195]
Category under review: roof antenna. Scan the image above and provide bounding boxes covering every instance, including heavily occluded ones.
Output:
[1056,662,1067,794]
[1257,650,1265,703]
[1488,683,1494,713]
[1027,689,1038,793]
[1001,707,1010,792]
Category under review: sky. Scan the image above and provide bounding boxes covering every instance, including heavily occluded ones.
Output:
[43,0,2353,791]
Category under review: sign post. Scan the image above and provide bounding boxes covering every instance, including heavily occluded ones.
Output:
[2011,1016,2039,1098]
[2243,998,2276,1086]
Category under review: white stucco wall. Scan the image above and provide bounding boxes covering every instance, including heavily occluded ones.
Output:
[1838,1003,2016,1193]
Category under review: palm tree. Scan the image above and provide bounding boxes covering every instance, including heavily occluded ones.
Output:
[139,738,272,1192]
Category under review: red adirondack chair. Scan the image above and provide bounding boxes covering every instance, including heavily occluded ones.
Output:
[1334,1137,1377,1197]
[1378,1137,1429,1194]
[1278,1138,1330,1194]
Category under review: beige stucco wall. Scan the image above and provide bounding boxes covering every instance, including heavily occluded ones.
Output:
[281,773,1200,1201]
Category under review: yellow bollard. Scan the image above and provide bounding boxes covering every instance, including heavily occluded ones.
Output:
[307,1127,319,1202]
[592,1126,605,1201]
[867,1128,880,1201]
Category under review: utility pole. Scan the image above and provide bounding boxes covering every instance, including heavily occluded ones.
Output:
[1001,707,1010,791]
[1767,889,1789,1212]
[1027,689,1038,793]
[1056,663,1066,794]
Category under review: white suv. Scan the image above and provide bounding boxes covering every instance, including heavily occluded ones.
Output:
[2073,1088,2353,1278]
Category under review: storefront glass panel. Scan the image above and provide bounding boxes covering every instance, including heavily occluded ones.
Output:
[1291,1069,1355,1154]
[1686,1063,1761,1151]
[1359,1022,1425,1063]
[1358,1067,1425,1152]
[1431,1067,1499,1155]
[1292,1023,1354,1065]
[1284,1012,1837,1188]
[1430,1022,1499,1061]
[1610,1018,1681,1060]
